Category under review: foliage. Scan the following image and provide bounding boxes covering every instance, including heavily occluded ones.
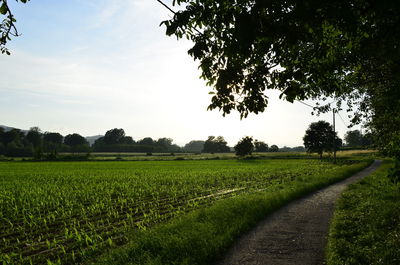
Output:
[327,161,400,265]
[344,130,372,148]
[43,132,63,145]
[161,0,400,164]
[92,129,182,153]
[103,128,126,145]
[43,132,64,156]
[0,0,29,55]
[64,133,90,153]
[183,140,205,153]
[280,146,306,152]
[202,136,230,153]
[64,133,88,146]
[26,127,43,159]
[254,140,268,152]
[0,158,369,265]
[269,145,279,152]
[234,136,254,156]
[303,121,341,159]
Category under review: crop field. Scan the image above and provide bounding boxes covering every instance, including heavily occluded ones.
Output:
[0,159,365,264]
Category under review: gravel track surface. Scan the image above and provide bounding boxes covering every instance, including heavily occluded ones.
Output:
[216,160,382,265]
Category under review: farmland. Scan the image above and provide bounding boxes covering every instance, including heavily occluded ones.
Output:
[0,158,370,264]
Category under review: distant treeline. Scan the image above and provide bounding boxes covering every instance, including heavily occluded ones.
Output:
[0,126,90,158]
[92,129,181,153]
[0,126,300,158]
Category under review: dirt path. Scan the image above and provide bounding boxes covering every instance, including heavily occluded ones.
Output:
[216,160,382,265]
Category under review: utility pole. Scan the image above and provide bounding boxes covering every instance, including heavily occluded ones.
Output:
[333,108,337,164]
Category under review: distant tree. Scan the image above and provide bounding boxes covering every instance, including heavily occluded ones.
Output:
[183,140,205,153]
[156,138,173,148]
[64,133,87,146]
[104,128,125,145]
[361,132,373,147]
[26,127,42,147]
[254,140,268,152]
[234,136,254,156]
[303,121,341,159]
[0,142,4,155]
[26,127,43,159]
[203,136,230,153]
[64,133,89,153]
[0,127,4,144]
[269,145,279,152]
[93,136,105,146]
[121,136,135,145]
[43,132,63,156]
[279,146,291,152]
[138,137,155,146]
[344,130,363,147]
[291,146,306,152]
[279,146,306,152]
[168,144,182,152]
[344,130,373,148]
[43,132,63,145]
[3,129,22,146]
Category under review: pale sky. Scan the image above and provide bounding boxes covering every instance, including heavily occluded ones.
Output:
[0,0,359,147]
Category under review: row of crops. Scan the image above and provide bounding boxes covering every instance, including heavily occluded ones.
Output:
[0,159,360,264]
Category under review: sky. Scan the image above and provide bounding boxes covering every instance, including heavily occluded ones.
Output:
[0,0,360,147]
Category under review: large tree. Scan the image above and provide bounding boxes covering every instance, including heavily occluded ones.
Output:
[183,140,205,153]
[26,127,43,158]
[203,136,230,153]
[254,140,268,152]
[64,133,89,153]
[344,130,363,148]
[26,127,42,148]
[303,121,342,159]
[43,132,64,155]
[103,128,126,145]
[234,136,254,156]
[161,0,400,167]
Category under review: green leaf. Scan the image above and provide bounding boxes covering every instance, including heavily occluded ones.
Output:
[0,3,8,15]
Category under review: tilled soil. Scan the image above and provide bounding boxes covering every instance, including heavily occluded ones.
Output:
[216,160,382,265]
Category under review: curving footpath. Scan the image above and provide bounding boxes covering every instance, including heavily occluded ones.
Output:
[216,160,382,265]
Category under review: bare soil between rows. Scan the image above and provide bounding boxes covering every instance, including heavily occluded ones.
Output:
[216,160,382,265]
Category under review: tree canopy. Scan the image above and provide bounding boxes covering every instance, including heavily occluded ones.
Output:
[162,0,400,161]
[202,136,230,153]
[269,145,279,152]
[234,136,254,156]
[254,140,268,152]
[344,130,372,148]
[303,121,342,159]
[64,133,87,147]
[183,140,205,153]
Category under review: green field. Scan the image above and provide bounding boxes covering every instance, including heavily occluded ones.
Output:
[0,158,370,264]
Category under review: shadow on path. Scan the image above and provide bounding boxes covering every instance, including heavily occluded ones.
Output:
[216,160,382,265]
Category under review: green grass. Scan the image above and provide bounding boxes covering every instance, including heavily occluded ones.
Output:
[93,159,372,265]
[326,160,400,265]
[0,158,372,264]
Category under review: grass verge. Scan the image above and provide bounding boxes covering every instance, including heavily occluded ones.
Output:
[326,160,400,265]
[92,160,372,265]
